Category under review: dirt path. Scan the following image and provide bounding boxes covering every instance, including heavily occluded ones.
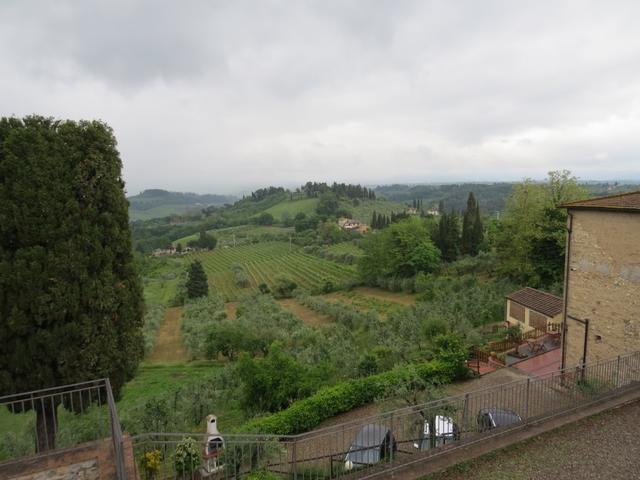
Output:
[424,400,640,480]
[147,307,189,363]
[277,299,333,326]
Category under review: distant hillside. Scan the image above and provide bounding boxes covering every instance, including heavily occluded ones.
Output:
[128,189,236,221]
[375,182,640,215]
[374,183,514,214]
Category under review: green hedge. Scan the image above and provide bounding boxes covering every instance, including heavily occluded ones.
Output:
[242,358,463,435]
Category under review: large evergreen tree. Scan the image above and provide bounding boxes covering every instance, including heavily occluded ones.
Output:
[186,260,209,299]
[461,192,483,255]
[435,209,461,262]
[0,116,144,451]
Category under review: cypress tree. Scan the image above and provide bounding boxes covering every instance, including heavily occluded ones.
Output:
[436,209,461,262]
[0,116,144,451]
[186,260,209,299]
[462,192,483,255]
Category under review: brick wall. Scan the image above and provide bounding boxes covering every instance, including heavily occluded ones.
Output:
[564,209,640,367]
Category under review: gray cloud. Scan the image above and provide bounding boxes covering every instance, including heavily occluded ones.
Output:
[2,0,640,194]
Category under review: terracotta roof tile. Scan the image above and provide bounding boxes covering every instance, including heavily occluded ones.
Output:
[506,287,563,317]
[560,190,640,211]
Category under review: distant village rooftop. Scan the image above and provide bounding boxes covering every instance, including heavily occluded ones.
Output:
[506,287,563,317]
[560,190,640,212]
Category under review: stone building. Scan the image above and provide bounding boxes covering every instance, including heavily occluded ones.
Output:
[505,287,563,334]
[560,191,640,369]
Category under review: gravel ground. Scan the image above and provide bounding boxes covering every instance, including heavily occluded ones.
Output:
[423,400,640,480]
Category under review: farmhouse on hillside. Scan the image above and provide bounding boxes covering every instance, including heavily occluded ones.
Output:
[505,287,563,335]
[560,191,640,369]
[337,217,370,233]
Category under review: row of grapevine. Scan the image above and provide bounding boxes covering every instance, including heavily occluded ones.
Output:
[185,242,358,301]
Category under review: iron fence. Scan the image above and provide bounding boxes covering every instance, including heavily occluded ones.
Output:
[130,351,640,479]
[0,378,125,479]
[3,351,640,480]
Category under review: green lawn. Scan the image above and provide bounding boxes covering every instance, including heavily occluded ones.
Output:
[264,197,319,221]
[140,255,185,306]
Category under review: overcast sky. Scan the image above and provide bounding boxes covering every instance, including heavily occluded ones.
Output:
[2,1,640,194]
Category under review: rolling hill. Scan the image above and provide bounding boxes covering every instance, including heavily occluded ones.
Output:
[128,189,236,221]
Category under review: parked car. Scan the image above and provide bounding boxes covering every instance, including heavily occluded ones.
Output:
[414,415,460,451]
[477,408,523,432]
[344,424,397,471]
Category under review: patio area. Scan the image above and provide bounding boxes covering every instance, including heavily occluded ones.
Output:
[511,347,562,376]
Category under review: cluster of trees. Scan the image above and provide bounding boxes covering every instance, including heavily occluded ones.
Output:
[250,187,286,202]
[434,193,484,262]
[187,228,218,250]
[301,181,376,200]
[494,171,588,288]
[370,210,410,229]
[359,217,441,283]
[410,198,424,210]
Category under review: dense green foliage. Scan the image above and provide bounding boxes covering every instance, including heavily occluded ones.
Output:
[495,171,589,287]
[0,116,144,400]
[434,209,461,262]
[237,344,319,414]
[242,339,468,435]
[187,227,217,250]
[185,260,209,299]
[181,296,227,358]
[359,217,441,283]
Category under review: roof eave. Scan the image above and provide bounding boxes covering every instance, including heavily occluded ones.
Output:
[560,205,640,213]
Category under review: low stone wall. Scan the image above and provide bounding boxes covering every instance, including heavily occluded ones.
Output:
[0,437,125,480]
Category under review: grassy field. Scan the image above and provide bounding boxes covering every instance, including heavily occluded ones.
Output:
[140,256,185,305]
[324,288,414,317]
[146,307,189,363]
[264,197,319,221]
[325,241,364,257]
[172,225,293,247]
[187,242,357,301]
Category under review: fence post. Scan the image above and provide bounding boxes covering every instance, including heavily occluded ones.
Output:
[462,393,470,433]
[525,378,530,421]
[616,355,621,388]
[292,438,298,480]
[389,411,394,465]
[105,378,126,480]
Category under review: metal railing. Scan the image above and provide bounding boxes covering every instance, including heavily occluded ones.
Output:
[130,351,640,479]
[0,378,126,479]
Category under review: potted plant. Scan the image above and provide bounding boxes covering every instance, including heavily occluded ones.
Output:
[140,449,162,480]
[174,436,202,479]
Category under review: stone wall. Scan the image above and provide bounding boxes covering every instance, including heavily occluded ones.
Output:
[564,209,640,367]
[0,436,135,480]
